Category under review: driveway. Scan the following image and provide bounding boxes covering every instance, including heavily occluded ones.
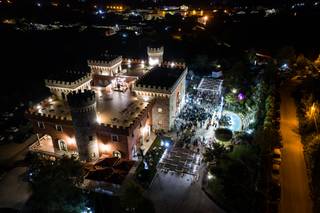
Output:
[279,83,313,213]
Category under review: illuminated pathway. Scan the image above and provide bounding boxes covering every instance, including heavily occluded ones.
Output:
[279,82,312,213]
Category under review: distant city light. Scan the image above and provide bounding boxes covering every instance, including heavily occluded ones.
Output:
[36,2,41,7]
[170,62,175,67]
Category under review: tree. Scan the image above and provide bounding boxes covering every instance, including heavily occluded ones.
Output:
[26,156,86,212]
[276,46,296,66]
[120,180,145,212]
[203,142,227,162]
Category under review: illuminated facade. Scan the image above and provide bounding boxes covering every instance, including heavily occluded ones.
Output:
[26,47,187,162]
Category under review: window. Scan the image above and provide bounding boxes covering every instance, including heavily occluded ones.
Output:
[55,125,63,132]
[37,121,45,129]
[89,136,93,141]
[112,135,119,142]
[158,108,163,113]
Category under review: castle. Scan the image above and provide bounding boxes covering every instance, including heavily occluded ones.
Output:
[27,46,187,162]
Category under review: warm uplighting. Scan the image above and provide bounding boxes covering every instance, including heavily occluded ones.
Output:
[149,58,159,66]
[96,112,101,123]
[140,124,150,135]
[67,137,76,146]
[203,16,208,21]
[308,102,318,132]
[99,143,111,153]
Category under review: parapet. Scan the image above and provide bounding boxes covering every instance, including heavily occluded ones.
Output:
[45,71,92,89]
[87,55,122,67]
[67,90,96,108]
[25,110,73,125]
[147,46,164,54]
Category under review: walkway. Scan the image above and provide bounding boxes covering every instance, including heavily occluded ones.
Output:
[279,82,312,213]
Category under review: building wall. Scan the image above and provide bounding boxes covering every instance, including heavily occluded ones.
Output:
[29,119,77,153]
[152,98,170,131]
[168,73,186,130]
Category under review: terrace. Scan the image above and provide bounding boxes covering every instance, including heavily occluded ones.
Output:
[29,87,150,128]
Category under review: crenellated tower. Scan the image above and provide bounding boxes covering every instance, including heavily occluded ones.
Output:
[67,90,99,161]
[147,46,164,66]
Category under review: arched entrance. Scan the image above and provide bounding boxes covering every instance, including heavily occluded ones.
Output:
[58,139,68,152]
[113,150,121,158]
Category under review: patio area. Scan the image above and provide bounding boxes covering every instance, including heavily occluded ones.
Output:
[158,147,201,176]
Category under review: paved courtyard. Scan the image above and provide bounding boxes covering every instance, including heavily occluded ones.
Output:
[146,166,225,213]
[0,167,32,210]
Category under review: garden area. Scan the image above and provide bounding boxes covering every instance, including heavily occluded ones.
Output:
[135,136,167,188]
[204,143,263,213]
[293,77,320,212]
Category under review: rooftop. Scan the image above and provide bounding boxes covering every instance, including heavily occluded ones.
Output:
[46,71,90,83]
[88,53,121,63]
[135,66,185,90]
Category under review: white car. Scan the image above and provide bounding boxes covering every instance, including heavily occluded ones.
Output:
[6,127,19,133]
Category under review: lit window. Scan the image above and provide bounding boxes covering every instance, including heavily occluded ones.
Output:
[55,125,63,132]
[112,135,119,142]
[37,121,45,129]
[158,108,163,113]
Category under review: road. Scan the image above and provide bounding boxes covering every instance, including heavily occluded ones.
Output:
[279,82,313,213]
[0,135,36,210]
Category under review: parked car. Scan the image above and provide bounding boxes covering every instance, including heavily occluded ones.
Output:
[272,148,282,164]
[0,135,5,144]
[272,163,281,186]
[6,127,19,133]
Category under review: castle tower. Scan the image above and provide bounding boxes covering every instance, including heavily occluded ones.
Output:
[67,90,99,162]
[147,46,164,66]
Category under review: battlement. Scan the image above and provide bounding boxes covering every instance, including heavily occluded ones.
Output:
[67,90,96,108]
[122,58,145,64]
[45,72,91,88]
[162,61,186,69]
[25,110,73,124]
[134,83,169,93]
[128,99,154,130]
[147,46,164,54]
[87,55,122,67]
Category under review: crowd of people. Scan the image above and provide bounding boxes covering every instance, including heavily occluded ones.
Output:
[174,89,224,150]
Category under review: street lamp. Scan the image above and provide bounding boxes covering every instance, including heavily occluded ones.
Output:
[310,103,318,133]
